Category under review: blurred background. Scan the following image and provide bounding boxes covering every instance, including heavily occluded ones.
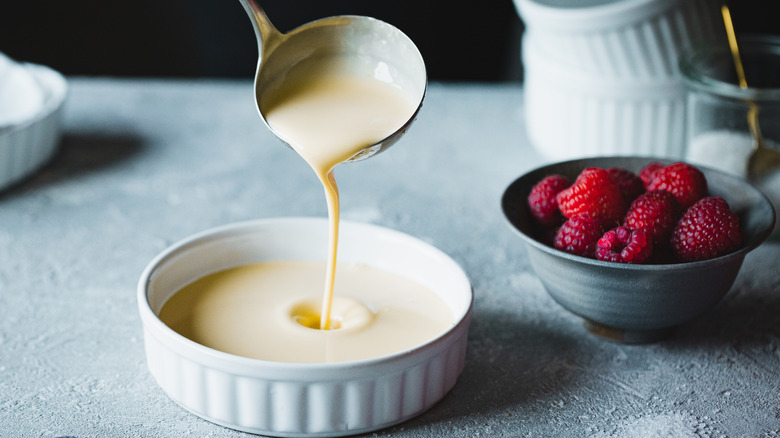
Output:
[0,0,775,83]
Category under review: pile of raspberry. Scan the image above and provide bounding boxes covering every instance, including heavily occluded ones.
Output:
[527,162,743,264]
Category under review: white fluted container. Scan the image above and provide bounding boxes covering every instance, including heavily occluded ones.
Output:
[514,0,720,79]
[522,33,687,160]
[138,218,473,437]
[0,59,67,191]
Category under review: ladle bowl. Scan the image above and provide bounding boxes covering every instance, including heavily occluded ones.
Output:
[239,0,427,162]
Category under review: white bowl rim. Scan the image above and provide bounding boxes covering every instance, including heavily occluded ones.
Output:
[515,0,681,31]
[137,216,475,375]
[0,62,68,134]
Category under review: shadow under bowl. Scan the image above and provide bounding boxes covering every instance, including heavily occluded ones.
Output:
[501,156,775,343]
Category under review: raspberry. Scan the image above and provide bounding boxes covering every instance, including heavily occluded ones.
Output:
[554,213,603,258]
[671,197,743,262]
[646,162,707,210]
[607,167,645,203]
[623,190,681,246]
[595,226,654,264]
[555,167,626,226]
[528,174,571,227]
[639,162,665,188]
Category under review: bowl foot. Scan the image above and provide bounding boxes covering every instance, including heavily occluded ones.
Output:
[583,320,676,344]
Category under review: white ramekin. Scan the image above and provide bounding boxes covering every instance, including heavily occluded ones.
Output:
[137,217,474,437]
[514,0,721,79]
[522,32,687,160]
[0,61,67,191]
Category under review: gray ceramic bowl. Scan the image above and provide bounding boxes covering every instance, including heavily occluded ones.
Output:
[502,157,775,343]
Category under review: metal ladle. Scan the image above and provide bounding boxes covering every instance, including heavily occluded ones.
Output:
[721,5,780,181]
[237,0,427,162]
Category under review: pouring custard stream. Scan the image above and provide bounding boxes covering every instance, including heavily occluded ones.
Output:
[260,56,418,330]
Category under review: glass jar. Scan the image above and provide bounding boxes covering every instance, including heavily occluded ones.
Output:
[680,35,780,238]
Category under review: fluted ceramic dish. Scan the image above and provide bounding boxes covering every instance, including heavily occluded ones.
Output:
[522,32,687,160]
[501,156,774,343]
[138,217,473,437]
[514,0,720,79]
[0,59,67,191]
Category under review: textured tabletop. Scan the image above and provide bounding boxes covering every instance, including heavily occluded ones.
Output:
[1,79,779,437]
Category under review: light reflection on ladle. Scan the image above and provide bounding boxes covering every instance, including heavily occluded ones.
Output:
[237,0,427,162]
[236,0,427,331]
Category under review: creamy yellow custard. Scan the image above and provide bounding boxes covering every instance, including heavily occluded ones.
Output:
[158,55,441,363]
[159,260,453,363]
[261,56,418,330]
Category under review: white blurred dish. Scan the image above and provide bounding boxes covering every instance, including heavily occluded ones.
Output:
[137,217,474,437]
[522,32,687,160]
[514,0,720,79]
[0,55,67,191]
[0,54,45,125]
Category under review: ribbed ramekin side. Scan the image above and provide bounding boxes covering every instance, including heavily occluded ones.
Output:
[144,318,470,437]
[524,73,686,160]
[0,72,64,190]
[522,0,719,79]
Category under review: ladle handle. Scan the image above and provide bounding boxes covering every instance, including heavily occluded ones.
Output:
[238,0,283,57]
[721,5,747,89]
[721,5,764,146]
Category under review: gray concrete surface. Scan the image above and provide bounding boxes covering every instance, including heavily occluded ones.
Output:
[1,79,779,437]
